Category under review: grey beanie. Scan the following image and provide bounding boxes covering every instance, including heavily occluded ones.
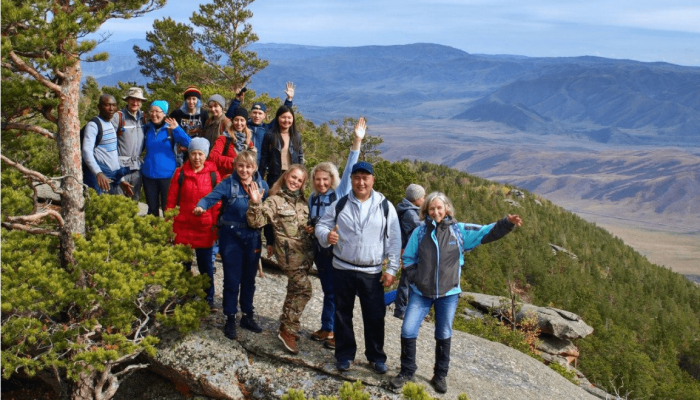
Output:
[207,94,226,110]
[188,137,210,155]
[405,184,426,202]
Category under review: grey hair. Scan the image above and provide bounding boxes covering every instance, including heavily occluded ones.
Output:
[420,191,456,220]
[309,162,341,196]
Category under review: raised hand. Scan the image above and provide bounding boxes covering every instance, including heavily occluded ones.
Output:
[354,117,367,140]
[285,82,295,100]
[164,117,178,129]
[248,181,263,203]
[508,214,523,227]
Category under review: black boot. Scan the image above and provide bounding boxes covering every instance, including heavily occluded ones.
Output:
[431,338,451,393]
[223,315,237,340]
[240,312,263,333]
[391,337,416,389]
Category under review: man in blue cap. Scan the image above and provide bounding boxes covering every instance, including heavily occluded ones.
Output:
[226,82,296,163]
[315,161,401,375]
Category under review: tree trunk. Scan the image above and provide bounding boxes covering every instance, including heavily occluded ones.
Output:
[56,58,86,269]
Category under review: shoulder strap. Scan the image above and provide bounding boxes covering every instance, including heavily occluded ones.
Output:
[333,195,350,226]
[381,198,390,239]
[210,171,217,190]
[176,168,185,206]
[451,223,465,252]
[223,136,233,157]
[116,111,125,137]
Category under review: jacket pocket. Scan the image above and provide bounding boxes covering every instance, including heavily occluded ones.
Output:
[276,208,298,237]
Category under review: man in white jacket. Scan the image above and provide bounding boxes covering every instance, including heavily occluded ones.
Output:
[315,161,401,374]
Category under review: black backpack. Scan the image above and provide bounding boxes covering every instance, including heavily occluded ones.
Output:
[334,194,390,239]
[80,116,103,150]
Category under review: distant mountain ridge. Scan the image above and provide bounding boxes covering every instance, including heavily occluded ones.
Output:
[86,40,700,146]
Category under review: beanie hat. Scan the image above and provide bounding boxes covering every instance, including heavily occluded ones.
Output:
[231,107,249,120]
[150,100,169,114]
[207,94,226,110]
[251,102,267,112]
[188,137,210,155]
[405,184,426,202]
[183,85,202,100]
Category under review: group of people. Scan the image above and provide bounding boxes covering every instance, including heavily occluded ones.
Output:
[81,84,523,394]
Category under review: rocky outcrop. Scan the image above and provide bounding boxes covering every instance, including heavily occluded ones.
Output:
[504,198,522,207]
[135,268,599,400]
[550,243,578,259]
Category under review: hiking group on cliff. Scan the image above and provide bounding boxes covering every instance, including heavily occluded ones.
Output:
[81,84,523,394]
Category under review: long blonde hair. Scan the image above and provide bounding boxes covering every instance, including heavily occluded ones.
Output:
[270,164,308,202]
[309,162,341,196]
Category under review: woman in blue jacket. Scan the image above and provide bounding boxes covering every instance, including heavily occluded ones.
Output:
[194,149,269,341]
[142,100,191,216]
[391,192,522,393]
[305,117,365,350]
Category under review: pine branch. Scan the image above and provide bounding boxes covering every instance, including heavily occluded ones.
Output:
[0,154,64,194]
[3,122,56,140]
[0,222,60,236]
[5,210,65,227]
[6,51,61,93]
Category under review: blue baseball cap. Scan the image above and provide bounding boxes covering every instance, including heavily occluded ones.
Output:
[250,102,267,112]
[351,161,374,175]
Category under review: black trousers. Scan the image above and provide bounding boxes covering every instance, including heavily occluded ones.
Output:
[142,176,171,217]
[333,268,387,364]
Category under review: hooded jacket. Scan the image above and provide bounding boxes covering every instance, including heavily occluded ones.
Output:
[165,160,221,249]
[142,123,190,179]
[396,197,421,249]
[402,216,515,298]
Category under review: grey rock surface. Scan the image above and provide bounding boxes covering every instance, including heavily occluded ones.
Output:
[137,267,598,399]
[462,292,594,340]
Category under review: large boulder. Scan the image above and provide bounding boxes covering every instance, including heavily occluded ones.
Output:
[462,292,594,340]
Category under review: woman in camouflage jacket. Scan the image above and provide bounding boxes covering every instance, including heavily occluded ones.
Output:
[247,165,314,355]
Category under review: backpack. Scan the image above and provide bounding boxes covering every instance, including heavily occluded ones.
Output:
[114,110,145,137]
[397,208,415,249]
[310,191,337,219]
[176,168,217,206]
[334,194,390,239]
[216,175,264,227]
[80,116,103,150]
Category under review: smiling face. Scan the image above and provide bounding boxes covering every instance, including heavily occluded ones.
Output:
[313,170,332,195]
[148,106,165,124]
[277,111,293,132]
[235,159,256,183]
[189,150,206,171]
[208,101,223,118]
[285,167,305,192]
[186,96,198,113]
[351,172,374,201]
[127,98,142,113]
[250,109,266,125]
[428,198,447,224]
[232,116,247,133]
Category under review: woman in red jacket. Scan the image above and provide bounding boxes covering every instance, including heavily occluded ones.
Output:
[166,137,221,310]
[208,107,253,179]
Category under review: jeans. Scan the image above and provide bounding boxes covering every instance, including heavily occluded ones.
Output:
[142,175,171,217]
[219,226,261,316]
[184,247,214,302]
[314,249,335,332]
[401,292,459,340]
[211,240,219,264]
[83,161,128,195]
[333,268,386,363]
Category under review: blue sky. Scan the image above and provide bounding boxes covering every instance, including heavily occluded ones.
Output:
[98,0,700,66]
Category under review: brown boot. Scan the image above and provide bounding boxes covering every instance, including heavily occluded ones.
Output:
[324,336,336,349]
[310,329,333,341]
[278,325,299,354]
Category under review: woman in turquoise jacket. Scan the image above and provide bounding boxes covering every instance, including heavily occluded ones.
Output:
[391,191,522,394]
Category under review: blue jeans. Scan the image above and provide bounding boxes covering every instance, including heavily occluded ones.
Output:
[83,161,128,195]
[314,250,335,332]
[334,268,386,363]
[211,240,219,263]
[401,292,459,340]
[184,247,214,302]
[219,226,261,316]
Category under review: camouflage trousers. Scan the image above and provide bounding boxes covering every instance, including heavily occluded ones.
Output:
[280,267,312,334]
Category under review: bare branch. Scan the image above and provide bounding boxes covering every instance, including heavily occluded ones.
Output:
[3,122,56,140]
[6,51,61,93]
[113,363,148,378]
[1,222,60,236]
[0,154,63,194]
[5,210,65,227]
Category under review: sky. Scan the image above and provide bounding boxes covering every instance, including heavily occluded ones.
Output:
[97,0,700,66]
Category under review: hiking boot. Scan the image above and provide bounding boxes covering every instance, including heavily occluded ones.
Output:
[278,326,299,354]
[323,337,336,349]
[223,315,237,340]
[240,313,263,333]
[430,375,447,394]
[208,300,218,313]
[370,361,388,374]
[336,359,351,371]
[390,372,414,389]
[310,329,333,341]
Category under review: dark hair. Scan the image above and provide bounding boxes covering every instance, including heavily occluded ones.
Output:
[270,105,302,151]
